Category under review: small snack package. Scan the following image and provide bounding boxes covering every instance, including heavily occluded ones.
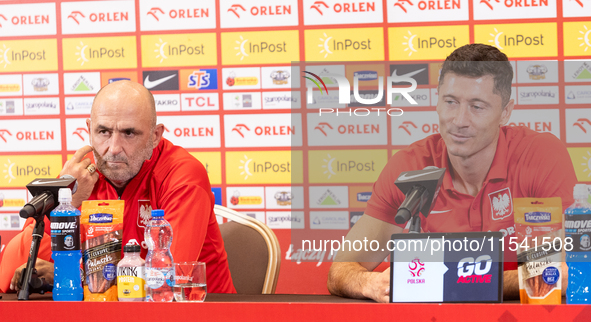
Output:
[81,200,124,301]
[514,197,563,304]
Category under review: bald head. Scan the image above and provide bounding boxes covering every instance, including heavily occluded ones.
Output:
[91,80,156,128]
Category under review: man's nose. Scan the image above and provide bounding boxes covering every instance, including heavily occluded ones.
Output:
[452,104,471,127]
[108,132,124,155]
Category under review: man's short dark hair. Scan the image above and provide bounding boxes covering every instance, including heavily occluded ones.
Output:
[438,44,513,107]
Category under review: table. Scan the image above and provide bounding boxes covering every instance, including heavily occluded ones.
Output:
[1,293,590,322]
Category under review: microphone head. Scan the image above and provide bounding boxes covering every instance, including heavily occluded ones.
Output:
[394,167,446,217]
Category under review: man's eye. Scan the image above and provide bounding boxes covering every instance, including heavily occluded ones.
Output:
[125,131,134,137]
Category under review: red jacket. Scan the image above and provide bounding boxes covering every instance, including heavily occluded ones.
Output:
[0,138,235,294]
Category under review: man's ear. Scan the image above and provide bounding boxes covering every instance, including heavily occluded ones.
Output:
[86,118,91,143]
[499,99,514,127]
[153,124,164,148]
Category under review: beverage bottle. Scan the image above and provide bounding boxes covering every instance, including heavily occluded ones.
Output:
[50,188,83,301]
[144,209,174,302]
[566,184,591,304]
[117,244,145,302]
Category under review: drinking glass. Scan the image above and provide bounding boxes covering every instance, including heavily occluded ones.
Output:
[173,262,206,302]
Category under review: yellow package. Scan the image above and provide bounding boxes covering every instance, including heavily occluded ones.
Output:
[81,200,124,302]
[514,197,562,304]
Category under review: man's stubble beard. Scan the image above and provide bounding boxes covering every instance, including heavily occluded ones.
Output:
[92,138,154,184]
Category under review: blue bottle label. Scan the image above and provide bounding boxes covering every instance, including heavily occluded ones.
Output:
[50,216,80,251]
[565,213,591,253]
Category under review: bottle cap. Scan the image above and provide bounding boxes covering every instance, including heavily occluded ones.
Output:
[574,184,589,200]
[151,209,164,217]
[124,244,141,253]
[58,188,72,203]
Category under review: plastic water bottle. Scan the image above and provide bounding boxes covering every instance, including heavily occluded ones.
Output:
[144,209,174,302]
[566,184,591,304]
[50,188,83,301]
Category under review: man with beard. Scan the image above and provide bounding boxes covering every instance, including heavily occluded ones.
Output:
[0,81,235,294]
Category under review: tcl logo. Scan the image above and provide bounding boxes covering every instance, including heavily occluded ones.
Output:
[313,122,379,136]
[227,4,292,18]
[574,118,591,133]
[0,129,54,142]
[0,13,50,26]
[480,0,548,10]
[146,7,210,21]
[310,1,376,15]
[183,96,216,108]
[398,121,439,135]
[394,0,460,12]
[72,128,88,141]
[231,124,294,137]
[67,10,129,24]
[456,255,493,284]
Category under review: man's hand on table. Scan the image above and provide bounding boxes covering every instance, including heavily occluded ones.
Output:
[362,268,391,303]
[59,145,99,208]
[10,259,54,292]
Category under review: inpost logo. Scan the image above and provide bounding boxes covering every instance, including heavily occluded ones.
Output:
[305,28,384,61]
[303,70,418,106]
[564,23,591,56]
[308,150,387,183]
[226,151,303,184]
[1,155,62,187]
[475,23,557,57]
[0,39,57,72]
[141,33,217,68]
[189,152,221,185]
[221,30,299,65]
[388,25,469,60]
[62,36,137,70]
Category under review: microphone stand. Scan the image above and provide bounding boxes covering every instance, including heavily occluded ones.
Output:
[18,192,55,300]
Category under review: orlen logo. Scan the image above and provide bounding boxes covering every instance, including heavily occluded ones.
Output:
[0,12,50,26]
[0,129,11,143]
[313,121,380,136]
[231,123,295,138]
[67,10,129,24]
[574,118,591,133]
[72,128,89,141]
[524,211,551,223]
[303,71,417,105]
[394,0,460,12]
[147,7,210,20]
[480,0,549,10]
[457,255,492,284]
[310,1,377,15]
[227,4,293,18]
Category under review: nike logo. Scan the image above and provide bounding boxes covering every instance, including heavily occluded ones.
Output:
[391,68,426,79]
[31,179,67,185]
[430,210,452,214]
[144,74,177,89]
[397,169,441,181]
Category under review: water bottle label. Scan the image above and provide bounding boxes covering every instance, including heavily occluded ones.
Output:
[565,214,591,252]
[166,269,175,287]
[145,268,165,289]
[50,216,80,251]
[103,263,116,281]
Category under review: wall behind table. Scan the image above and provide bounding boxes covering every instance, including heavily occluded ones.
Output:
[0,0,589,294]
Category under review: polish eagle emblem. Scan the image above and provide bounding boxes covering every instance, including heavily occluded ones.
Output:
[489,188,513,221]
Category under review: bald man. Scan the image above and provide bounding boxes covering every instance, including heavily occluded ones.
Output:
[0,81,236,294]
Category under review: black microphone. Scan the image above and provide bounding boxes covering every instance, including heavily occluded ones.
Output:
[394,167,446,225]
[19,177,77,221]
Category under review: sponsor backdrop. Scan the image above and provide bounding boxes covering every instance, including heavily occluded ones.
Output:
[0,0,590,294]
